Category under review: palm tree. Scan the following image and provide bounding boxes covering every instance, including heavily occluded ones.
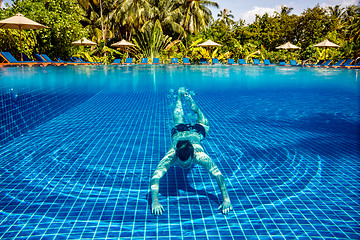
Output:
[111,0,154,40]
[277,5,294,17]
[217,8,234,26]
[328,5,345,31]
[146,0,184,37]
[77,0,114,63]
[77,0,106,43]
[347,5,360,44]
[180,0,219,35]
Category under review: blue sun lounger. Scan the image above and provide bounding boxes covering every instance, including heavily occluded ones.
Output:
[34,53,63,66]
[290,60,299,66]
[18,53,34,61]
[253,59,261,65]
[67,57,91,65]
[69,57,81,63]
[279,60,290,66]
[228,59,235,65]
[182,58,190,65]
[328,59,345,68]
[345,61,360,69]
[200,58,209,65]
[263,59,275,66]
[124,58,133,65]
[33,53,45,61]
[322,60,333,66]
[314,60,325,66]
[56,56,78,64]
[152,58,159,64]
[313,60,332,67]
[112,58,122,65]
[40,54,66,66]
[171,58,178,64]
[141,58,148,64]
[305,60,324,67]
[0,51,44,67]
[238,59,248,65]
[332,59,353,68]
[212,58,219,64]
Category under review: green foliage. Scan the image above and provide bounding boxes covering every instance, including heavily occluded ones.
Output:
[1,0,359,63]
[0,0,86,59]
[133,20,174,59]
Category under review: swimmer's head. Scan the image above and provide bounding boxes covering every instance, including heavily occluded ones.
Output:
[176,140,194,161]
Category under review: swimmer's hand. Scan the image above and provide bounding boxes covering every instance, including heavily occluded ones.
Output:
[218,200,232,214]
[152,202,164,215]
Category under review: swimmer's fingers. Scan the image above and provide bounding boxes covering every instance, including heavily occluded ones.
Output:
[152,203,164,215]
[218,201,232,215]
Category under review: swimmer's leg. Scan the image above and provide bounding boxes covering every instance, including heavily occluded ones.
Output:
[173,87,186,125]
[184,92,209,127]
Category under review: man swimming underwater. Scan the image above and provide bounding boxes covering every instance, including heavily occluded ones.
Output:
[150,87,232,215]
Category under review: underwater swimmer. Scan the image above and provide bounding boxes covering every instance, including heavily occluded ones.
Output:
[150,87,232,215]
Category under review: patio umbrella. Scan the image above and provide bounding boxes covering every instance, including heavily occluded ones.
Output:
[197,40,222,62]
[0,12,48,61]
[276,42,300,61]
[197,39,222,48]
[311,39,340,60]
[72,37,97,46]
[276,42,300,50]
[111,39,136,58]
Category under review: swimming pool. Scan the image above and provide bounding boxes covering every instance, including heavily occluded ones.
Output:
[0,65,359,239]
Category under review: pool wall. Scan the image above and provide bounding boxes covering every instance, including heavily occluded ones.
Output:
[0,86,97,146]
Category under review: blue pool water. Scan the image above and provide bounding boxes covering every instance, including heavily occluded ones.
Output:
[0,65,359,239]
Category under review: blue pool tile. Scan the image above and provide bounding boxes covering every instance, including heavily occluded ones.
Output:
[0,66,359,239]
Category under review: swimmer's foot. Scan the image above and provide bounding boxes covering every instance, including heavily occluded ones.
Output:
[184,92,199,112]
[178,87,186,96]
[177,87,187,101]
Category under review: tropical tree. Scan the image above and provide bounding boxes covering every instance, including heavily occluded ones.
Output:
[180,0,219,35]
[144,0,184,38]
[0,0,86,58]
[133,19,175,59]
[276,5,294,17]
[77,0,113,43]
[328,5,345,32]
[111,0,154,40]
[274,6,298,48]
[344,4,360,44]
[297,5,328,52]
[217,8,234,26]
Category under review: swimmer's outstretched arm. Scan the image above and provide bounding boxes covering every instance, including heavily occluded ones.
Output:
[150,149,175,215]
[196,153,232,214]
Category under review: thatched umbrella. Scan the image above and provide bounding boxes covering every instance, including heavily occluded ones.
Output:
[197,40,222,63]
[72,37,97,46]
[276,42,300,61]
[111,39,136,58]
[276,42,300,50]
[0,12,48,61]
[311,39,340,60]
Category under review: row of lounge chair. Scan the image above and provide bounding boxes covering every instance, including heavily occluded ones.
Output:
[112,57,359,68]
[0,52,101,67]
[112,57,222,65]
[2,52,358,69]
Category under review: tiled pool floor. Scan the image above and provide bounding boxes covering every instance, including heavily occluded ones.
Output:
[0,89,359,239]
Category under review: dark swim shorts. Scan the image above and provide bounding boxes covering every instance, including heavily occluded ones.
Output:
[171,123,206,138]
